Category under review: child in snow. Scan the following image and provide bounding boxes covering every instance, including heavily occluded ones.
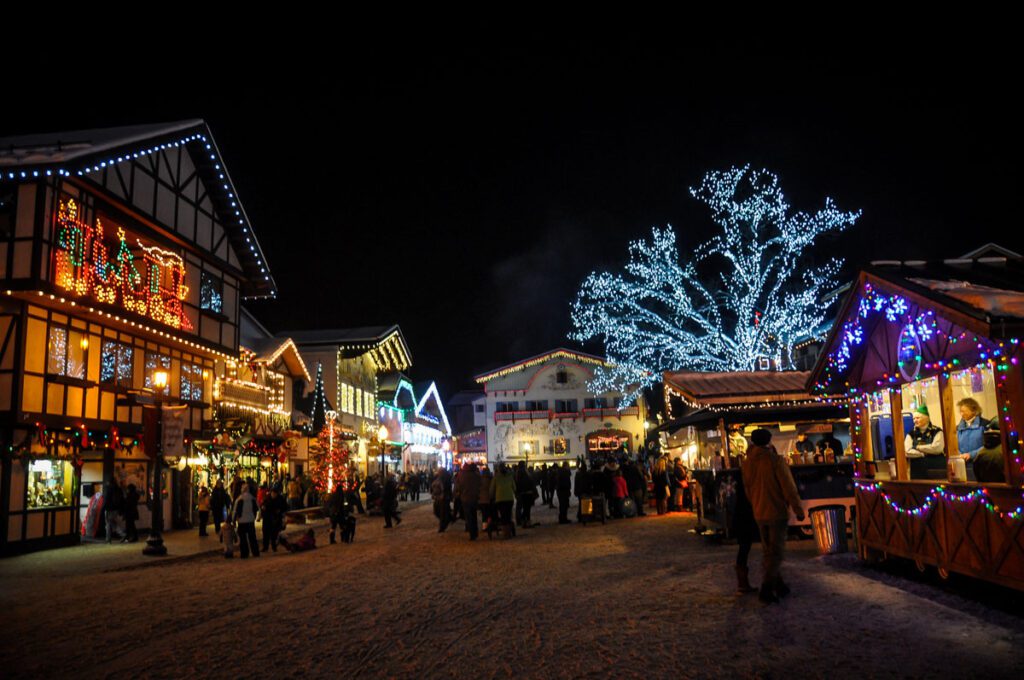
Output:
[221,519,238,558]
[279,528,316,553]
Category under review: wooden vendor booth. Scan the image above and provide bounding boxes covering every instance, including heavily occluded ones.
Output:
[810,262,1024,589]
[662,370,852,538]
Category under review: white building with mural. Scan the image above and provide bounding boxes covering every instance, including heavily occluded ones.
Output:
[474,348,649,466]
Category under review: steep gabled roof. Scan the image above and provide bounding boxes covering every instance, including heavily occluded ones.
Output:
[282,325,412,372]
[0,120,276,298]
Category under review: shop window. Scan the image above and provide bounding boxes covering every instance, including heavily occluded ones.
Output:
[27,459,73,509]
[181,363,205,402]
[100,340,134,388]
[901,377,944,480]
[200,271,223,314]
[47,326,87,379]
[144,352,172,395]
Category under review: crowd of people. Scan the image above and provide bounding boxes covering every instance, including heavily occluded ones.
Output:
[409,453,696,541]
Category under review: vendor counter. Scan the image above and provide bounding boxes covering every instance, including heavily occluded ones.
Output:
[693,463,856,539]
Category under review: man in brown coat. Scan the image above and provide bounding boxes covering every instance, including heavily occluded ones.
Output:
[741,428,805,604]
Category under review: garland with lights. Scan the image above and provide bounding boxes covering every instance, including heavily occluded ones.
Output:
[570,165,861,404]
[855,481,1024,521]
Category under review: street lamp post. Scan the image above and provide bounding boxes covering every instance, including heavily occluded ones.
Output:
[143,369,169,557]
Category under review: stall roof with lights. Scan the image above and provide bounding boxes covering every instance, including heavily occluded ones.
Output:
[808,258,1024,396]
[0,120,276,299]
[664,370,816,406]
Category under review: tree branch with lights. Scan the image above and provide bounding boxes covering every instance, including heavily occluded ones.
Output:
[570,165,861,403]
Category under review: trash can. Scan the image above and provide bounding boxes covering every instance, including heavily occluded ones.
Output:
[809,505,848,555]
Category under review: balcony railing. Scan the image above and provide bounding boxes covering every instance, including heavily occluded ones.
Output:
[495,406,638,423]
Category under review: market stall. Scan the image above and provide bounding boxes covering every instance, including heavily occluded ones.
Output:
[810,262,1024,589]
[663,370,853,537]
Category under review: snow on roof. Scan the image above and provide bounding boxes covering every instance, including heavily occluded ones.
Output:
[907,278,1024,320]
[474,347,611,383]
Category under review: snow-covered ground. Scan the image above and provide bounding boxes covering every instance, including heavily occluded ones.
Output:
[2,500,1023,678]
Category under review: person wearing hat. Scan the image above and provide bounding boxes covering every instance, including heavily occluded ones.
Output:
[904,405,945,479]
[741,428,804,604]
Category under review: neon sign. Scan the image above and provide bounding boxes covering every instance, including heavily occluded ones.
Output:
[53,199,193,331]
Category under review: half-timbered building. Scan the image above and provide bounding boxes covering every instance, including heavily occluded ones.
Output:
[0,121,274,553]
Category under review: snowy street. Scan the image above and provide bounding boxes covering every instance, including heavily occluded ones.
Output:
[2,500,1023,679]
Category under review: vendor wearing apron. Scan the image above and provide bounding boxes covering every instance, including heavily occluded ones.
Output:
[904,405,945,478]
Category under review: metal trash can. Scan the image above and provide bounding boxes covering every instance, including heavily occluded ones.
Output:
[809,505,848,555]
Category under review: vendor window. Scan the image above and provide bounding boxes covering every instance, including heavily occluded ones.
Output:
[949,362,1002,483]
[901,376,944,480]
[47,326,87,379]
[27,458,73,509]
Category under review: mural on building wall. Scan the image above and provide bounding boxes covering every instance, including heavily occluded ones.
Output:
[492,419,582,459]
[537,365,584,392]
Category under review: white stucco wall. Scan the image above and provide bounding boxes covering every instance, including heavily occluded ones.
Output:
[481,357,645,465]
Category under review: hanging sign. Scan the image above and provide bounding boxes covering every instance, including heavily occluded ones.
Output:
[161,405,188,459]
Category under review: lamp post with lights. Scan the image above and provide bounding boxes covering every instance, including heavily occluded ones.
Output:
[142,369,169,556]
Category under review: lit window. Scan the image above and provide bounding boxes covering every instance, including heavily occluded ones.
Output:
[100,340,133,388]
[27,459,73,509]
[144,352,171,394]
[200,271,223,314]
[355,388,363,417]
[47,326,87,379]
[181,363,204,402]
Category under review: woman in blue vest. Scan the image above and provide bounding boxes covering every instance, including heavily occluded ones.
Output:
[955,397,989,462]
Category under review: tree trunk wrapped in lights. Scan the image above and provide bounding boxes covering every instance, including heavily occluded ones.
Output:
[570,165,861,403]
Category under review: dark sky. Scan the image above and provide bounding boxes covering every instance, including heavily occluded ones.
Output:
[3,35,1019,400]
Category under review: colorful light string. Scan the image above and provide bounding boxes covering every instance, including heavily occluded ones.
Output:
[855,481,1024,521]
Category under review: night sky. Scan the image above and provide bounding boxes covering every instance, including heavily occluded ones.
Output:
[3,37,1019,400]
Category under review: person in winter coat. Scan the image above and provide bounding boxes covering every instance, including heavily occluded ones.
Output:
[622,461,646,517]
[653,456,670,515]
[454,463,482,540]
[279,528,317,552]
[490,464,517,535]
[574,461,590,522]
[556,462,573,524]
[123,484,140,542]
[478,467,493,530]
[261,485,289,552]
[431,468,450,533]
[196,486,211,537]
[221,519,238,558]
[741,429,805,604]
[211,479,229,538]
[545,465,558,508]
[515,461,537,528]
[232,485,260,558]
[609,469,629,518]
[347,474,366,515]
[732,472,759,594]
[287,476,303,511]
[104,479,124,543]
[382,473,401,528]
[671,459,687,512]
